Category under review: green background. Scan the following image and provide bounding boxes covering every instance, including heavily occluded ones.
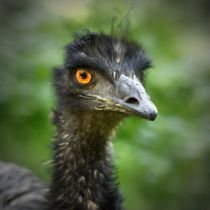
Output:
[0,0,209,209]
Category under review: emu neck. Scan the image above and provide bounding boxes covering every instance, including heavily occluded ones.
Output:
[49,110,124,210]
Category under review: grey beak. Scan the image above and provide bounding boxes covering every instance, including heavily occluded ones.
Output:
[116,75,158,121]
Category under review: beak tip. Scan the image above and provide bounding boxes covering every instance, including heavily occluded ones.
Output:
[148,111,157,121]
[148,105,158,120]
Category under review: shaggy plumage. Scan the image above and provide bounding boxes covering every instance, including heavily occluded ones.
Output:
[0,162,48,210]
[0,32,157,210]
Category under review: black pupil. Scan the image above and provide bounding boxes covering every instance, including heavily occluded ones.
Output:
[80,72,87,79]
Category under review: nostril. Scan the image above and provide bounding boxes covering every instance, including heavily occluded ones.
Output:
[125,97,140,105]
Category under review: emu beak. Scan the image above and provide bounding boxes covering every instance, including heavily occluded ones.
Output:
[116,75,158,121]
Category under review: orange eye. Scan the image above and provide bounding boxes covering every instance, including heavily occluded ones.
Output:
[75,69,92,85]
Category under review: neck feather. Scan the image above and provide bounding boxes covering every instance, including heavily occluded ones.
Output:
[48,110,124,210]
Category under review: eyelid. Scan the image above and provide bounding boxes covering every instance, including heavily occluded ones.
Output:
[66,61,113,83]
[67,65,114,85]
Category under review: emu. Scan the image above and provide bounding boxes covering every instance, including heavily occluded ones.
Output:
[0,32,157,210]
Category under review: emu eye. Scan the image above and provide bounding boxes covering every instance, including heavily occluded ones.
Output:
[75,69,92,85]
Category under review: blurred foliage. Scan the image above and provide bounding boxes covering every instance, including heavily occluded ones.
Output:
[0,0,209,210]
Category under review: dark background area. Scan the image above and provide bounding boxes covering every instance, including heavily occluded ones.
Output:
[0,0,210,209]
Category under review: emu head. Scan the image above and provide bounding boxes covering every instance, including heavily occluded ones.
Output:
[54,33,157,123]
